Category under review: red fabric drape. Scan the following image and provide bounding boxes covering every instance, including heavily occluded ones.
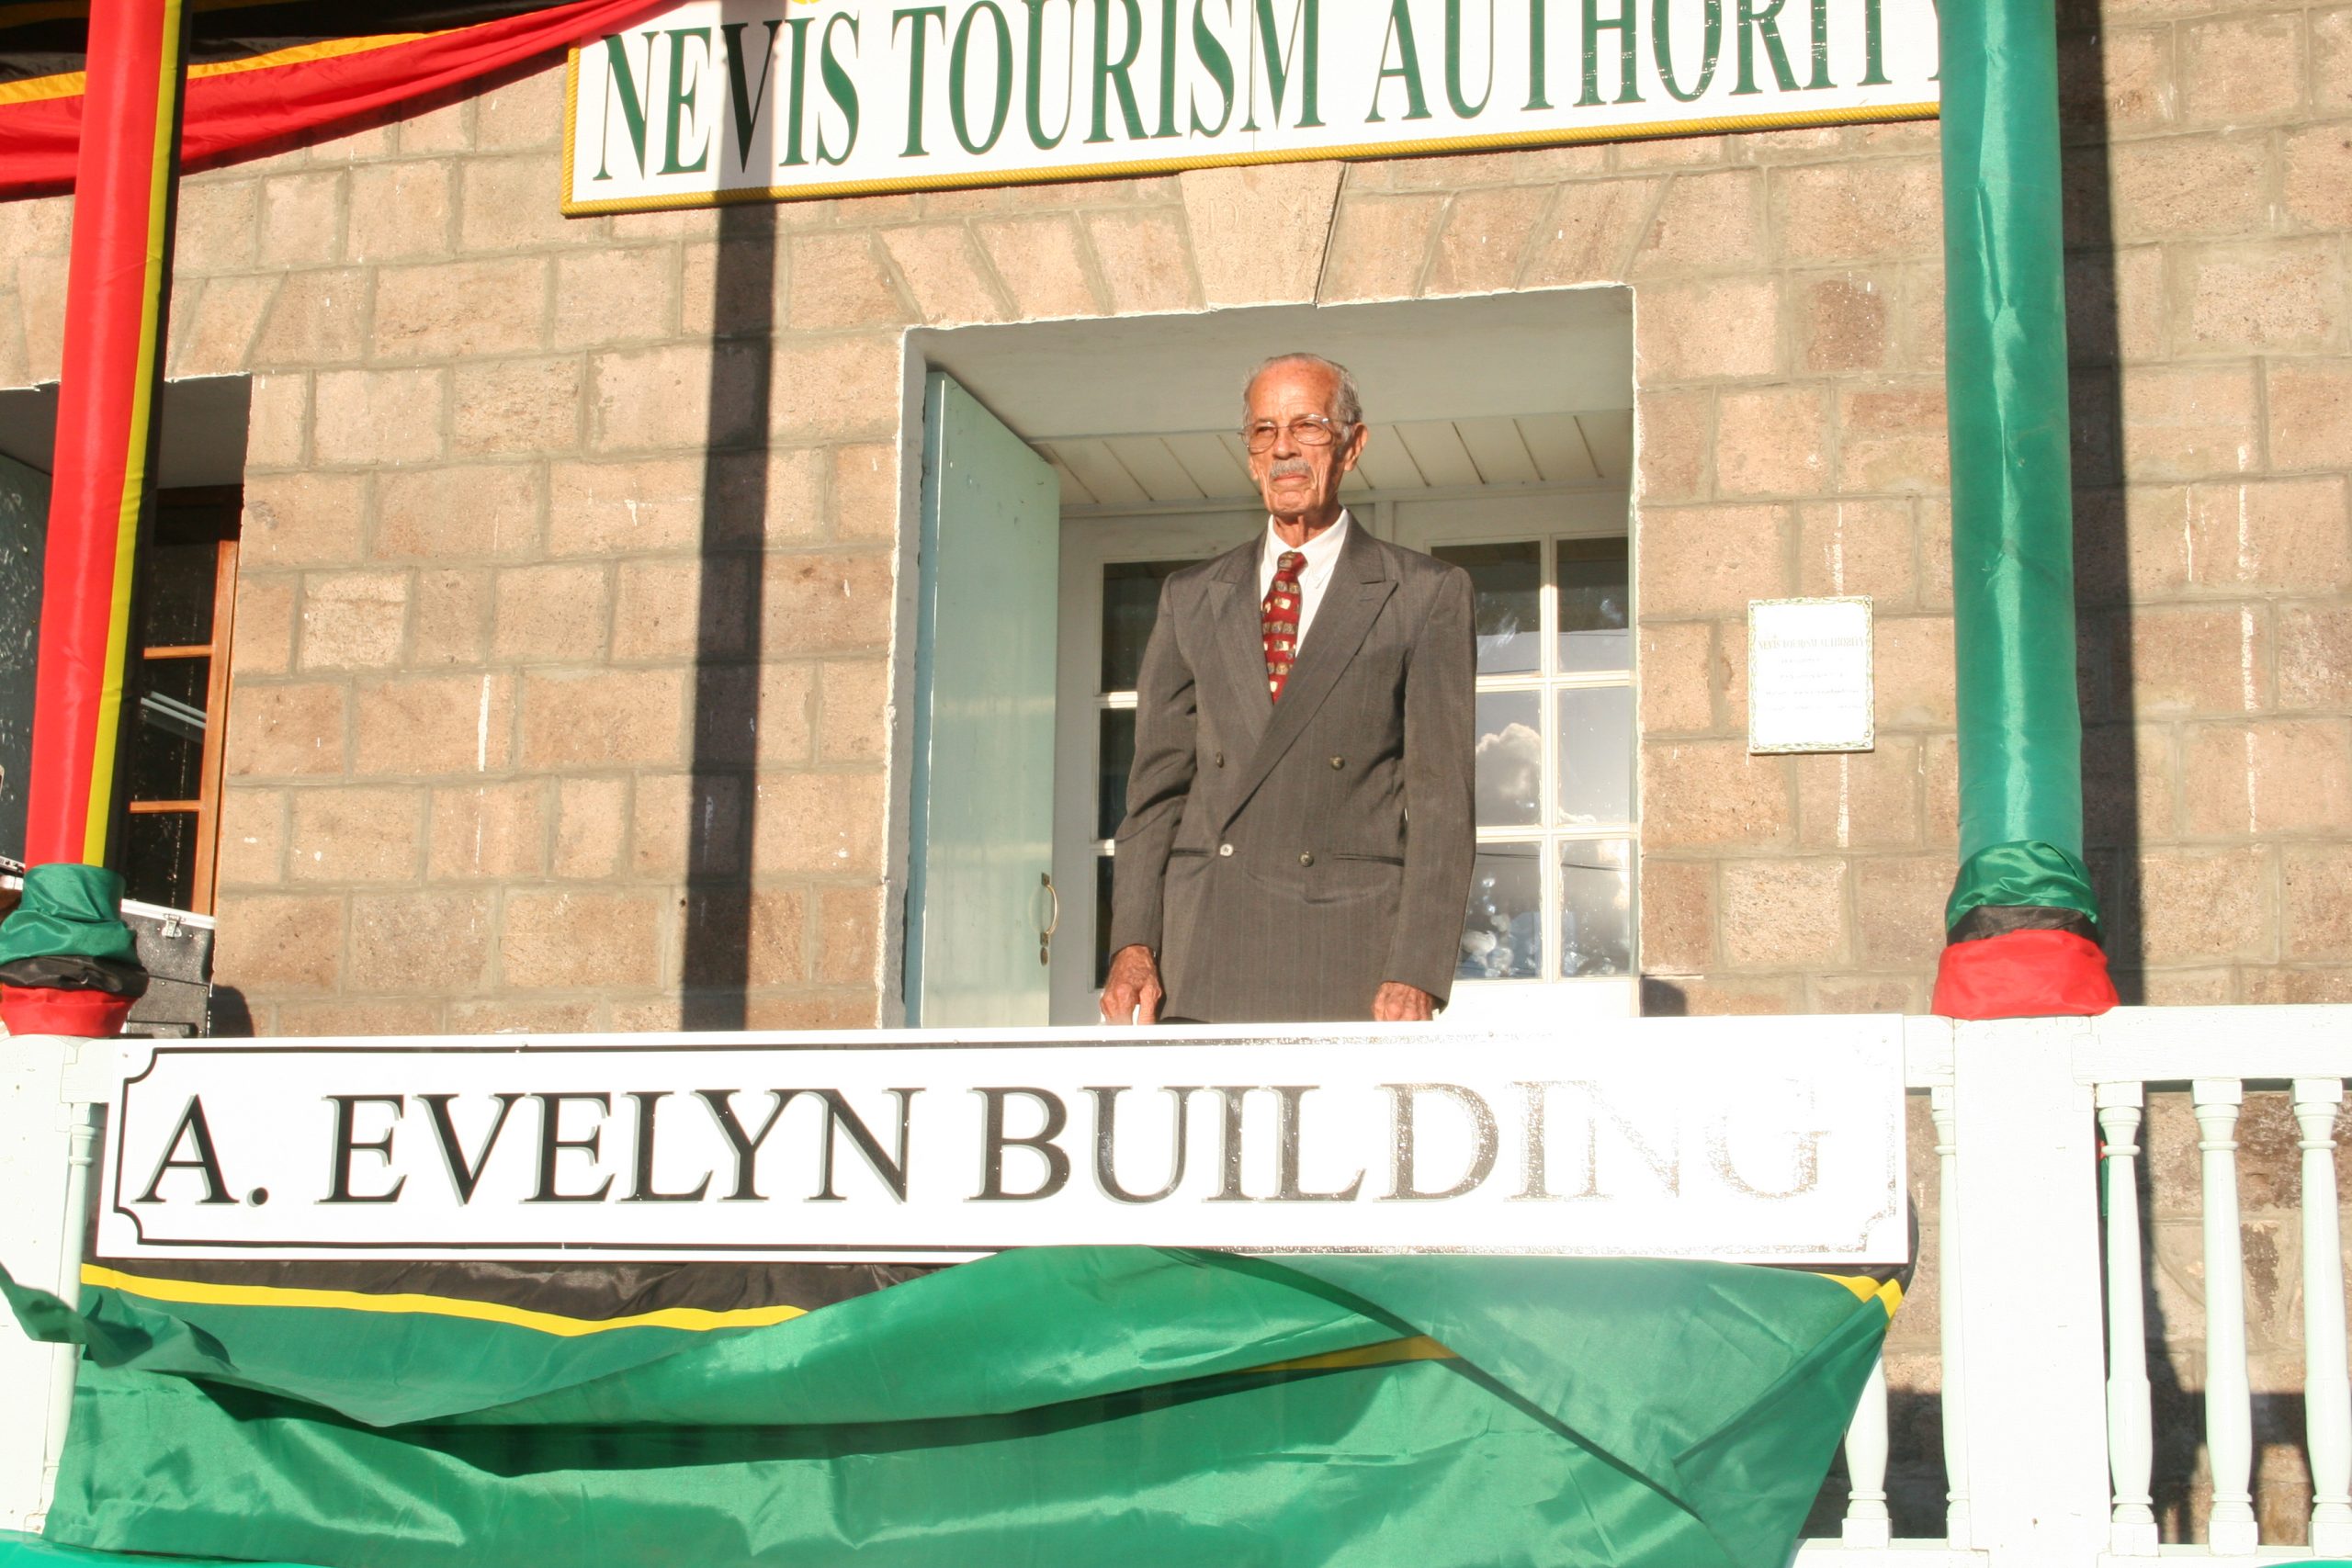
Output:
[0,0,671,200]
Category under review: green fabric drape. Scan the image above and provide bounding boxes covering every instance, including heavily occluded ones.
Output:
[1938,0,2101,925]
[4,1249,1891,1568]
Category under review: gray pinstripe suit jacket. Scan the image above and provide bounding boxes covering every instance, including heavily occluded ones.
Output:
[1106,523,1476,1023]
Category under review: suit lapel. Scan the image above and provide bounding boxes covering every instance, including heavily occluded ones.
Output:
[1203,537,1273,757]
[1223,524,1396,829]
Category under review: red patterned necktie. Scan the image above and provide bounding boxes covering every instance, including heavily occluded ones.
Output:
[1262,549,1306,700]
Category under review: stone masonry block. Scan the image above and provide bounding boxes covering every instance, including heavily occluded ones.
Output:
[1318,193,1445,301]
[1837,383,1950,492]
[376,464,543,561]
[1635,276,1781,381]
[1634,387,1710,501]
[259,171,345,265]
[288,785,425,882]
[452,357,583,457]
[2169,238,2347,356]
[1796,498,1916,604]
[243,373,308,470]
[1851,854,1952,966]
[629,773,749,879]
[1642,739,1792,849]
[758,551,896,655]
[553,246,676,349]
[213,891,344,993]
[353,671,517,775]
[372,257,548,359]
[169,275,276,377]
[314,369,447,465]
[1770,160,1942,264]
[817,885,883,987]
[610,556,752,663]
[226,682,347,777]
[548,457,707,555]
[878,224,1012,324]
[831,444,900,543]
[347,162,455,262]
[1637,503,1791,617]
[173,176,260,272]
[1180,161,1342,306]
[1082,209,1199,314]
[215,786,287,886]
[752,771,887,877]
[2134,846,2274,963]
[2185,477,2352,591]
[243,471,365,567]
[1799,274,1893,373]
[298,570,410,670]
[2322,5,2352,113]
[2280,604,2352,708]
[1520,178,1658,288]
[1635,170,1768,273]
[1639,858,1716,973]
[768,335,900,442]
[1720,857,1849,966]
[1875,616,1958,728]
[1638,621,1715,734]
[2179,12,2307,124]
[252,268,367,367]
[502,890,665,989]
[591,341,763,452]
[2282,843,2352,958]
[427,779,549,881]
[974,215,1102,318]
[2128,604,2274,715]
[347,890,495,992]
[1797,742,1925,852]
[552,776,628,879]
[1425,186,1555,296]
[2121,364,2261,480]
[458,154,590,253]
[818,659,890,764]
[230,574,297,676]
[1715,384,1829,497]
[2283,124,2352,230]
[518,668,689,769]
[786,231,911,330]
[494,562,612,662]
[2108,134,2273,242]
[2183,718,2352,836]
[411,569,492,667]
[2267,361,2352,472]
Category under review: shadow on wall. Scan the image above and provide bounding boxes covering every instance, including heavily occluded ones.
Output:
[2060,0,2147,1000]
[683,199,778,1029]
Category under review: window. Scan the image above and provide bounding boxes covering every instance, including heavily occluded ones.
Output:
[121,487,240,913]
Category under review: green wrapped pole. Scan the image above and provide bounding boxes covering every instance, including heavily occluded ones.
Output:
[1931,0,2118,1017]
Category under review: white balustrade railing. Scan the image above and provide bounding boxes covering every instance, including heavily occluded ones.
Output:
[5,1007,2349,1564]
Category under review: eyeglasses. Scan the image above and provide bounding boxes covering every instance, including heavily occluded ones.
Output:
[1243,414,1352,453]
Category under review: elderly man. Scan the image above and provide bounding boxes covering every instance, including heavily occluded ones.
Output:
[1101,353,1476,1025]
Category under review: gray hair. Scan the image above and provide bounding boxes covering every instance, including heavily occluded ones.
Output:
[1240,353,1363,431]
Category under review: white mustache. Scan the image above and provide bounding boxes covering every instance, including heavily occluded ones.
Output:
[1269,457,1314,479]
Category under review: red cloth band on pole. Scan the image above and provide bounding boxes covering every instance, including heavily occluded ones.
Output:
[1932,929,2120,1021]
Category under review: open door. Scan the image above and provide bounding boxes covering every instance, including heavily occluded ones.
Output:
[0,450,49,867]
[905,374,1059,1027]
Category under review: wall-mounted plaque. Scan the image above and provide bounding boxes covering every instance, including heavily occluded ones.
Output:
[1747,597,1874,754]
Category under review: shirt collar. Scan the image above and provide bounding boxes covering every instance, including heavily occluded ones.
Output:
[1263,509,1351,573]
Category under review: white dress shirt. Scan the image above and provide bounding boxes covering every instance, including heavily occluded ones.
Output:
[1256,510,1351,651]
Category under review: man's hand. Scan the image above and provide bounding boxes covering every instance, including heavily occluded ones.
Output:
[1101,944,1164,1025]
[1372,981,1437,1021]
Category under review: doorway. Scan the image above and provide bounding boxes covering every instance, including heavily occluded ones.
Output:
[905,290,1636,1027]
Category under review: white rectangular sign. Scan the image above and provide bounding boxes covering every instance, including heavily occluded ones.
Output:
[96,1020,1905,1264]
[562,0,1940,214]
[1748,596,1875,754]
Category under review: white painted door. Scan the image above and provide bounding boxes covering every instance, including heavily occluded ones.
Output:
[905,375,1061,1027]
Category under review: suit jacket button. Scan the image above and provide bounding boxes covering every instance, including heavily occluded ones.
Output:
[1329,755,1344,769]
[1216,751,1225,767]
[1299,852,1315,866]
[1218,843,1233,857]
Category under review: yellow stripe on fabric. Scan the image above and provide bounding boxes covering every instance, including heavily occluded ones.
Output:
[1818,1273,1905,1319]
[0,30,435,107]
[83,0,185,862]
[82,1264,813,1337]
[1248,1336,1458,1377]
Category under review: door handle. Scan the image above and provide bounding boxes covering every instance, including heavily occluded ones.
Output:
[1038,873,1058,967]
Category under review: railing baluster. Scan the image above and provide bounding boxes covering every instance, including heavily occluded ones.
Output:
[2098,1082,2158,1555]
[1841,1352,1891,1548]
[1930,1084,1971,1545]
[38,1099,101,1526]
[2294,1077,2351,1554]
[2194,1077,2258,1553]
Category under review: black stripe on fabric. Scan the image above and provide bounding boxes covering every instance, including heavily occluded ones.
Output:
[1944,904,2103,946]
[84,1255,940,1320]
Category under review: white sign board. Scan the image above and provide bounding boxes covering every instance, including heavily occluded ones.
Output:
[562,0,1941,215]
[94,1020,1905,1265]
[1748,596,1874,754]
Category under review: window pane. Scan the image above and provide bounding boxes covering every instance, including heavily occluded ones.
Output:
[1093,854,1116,987]
[1097,708,1136,839]
[1458,842,1542,980]
[1101,560,1194,694]
[123,809,198,911]
[1560,838,1633,977]
[1433,541,1540,675]
[1474,690,1543,828]
[139,539,217,649]
[129,657,209,803]
[1556,685,1632,827]
[1557,538,1631,673]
